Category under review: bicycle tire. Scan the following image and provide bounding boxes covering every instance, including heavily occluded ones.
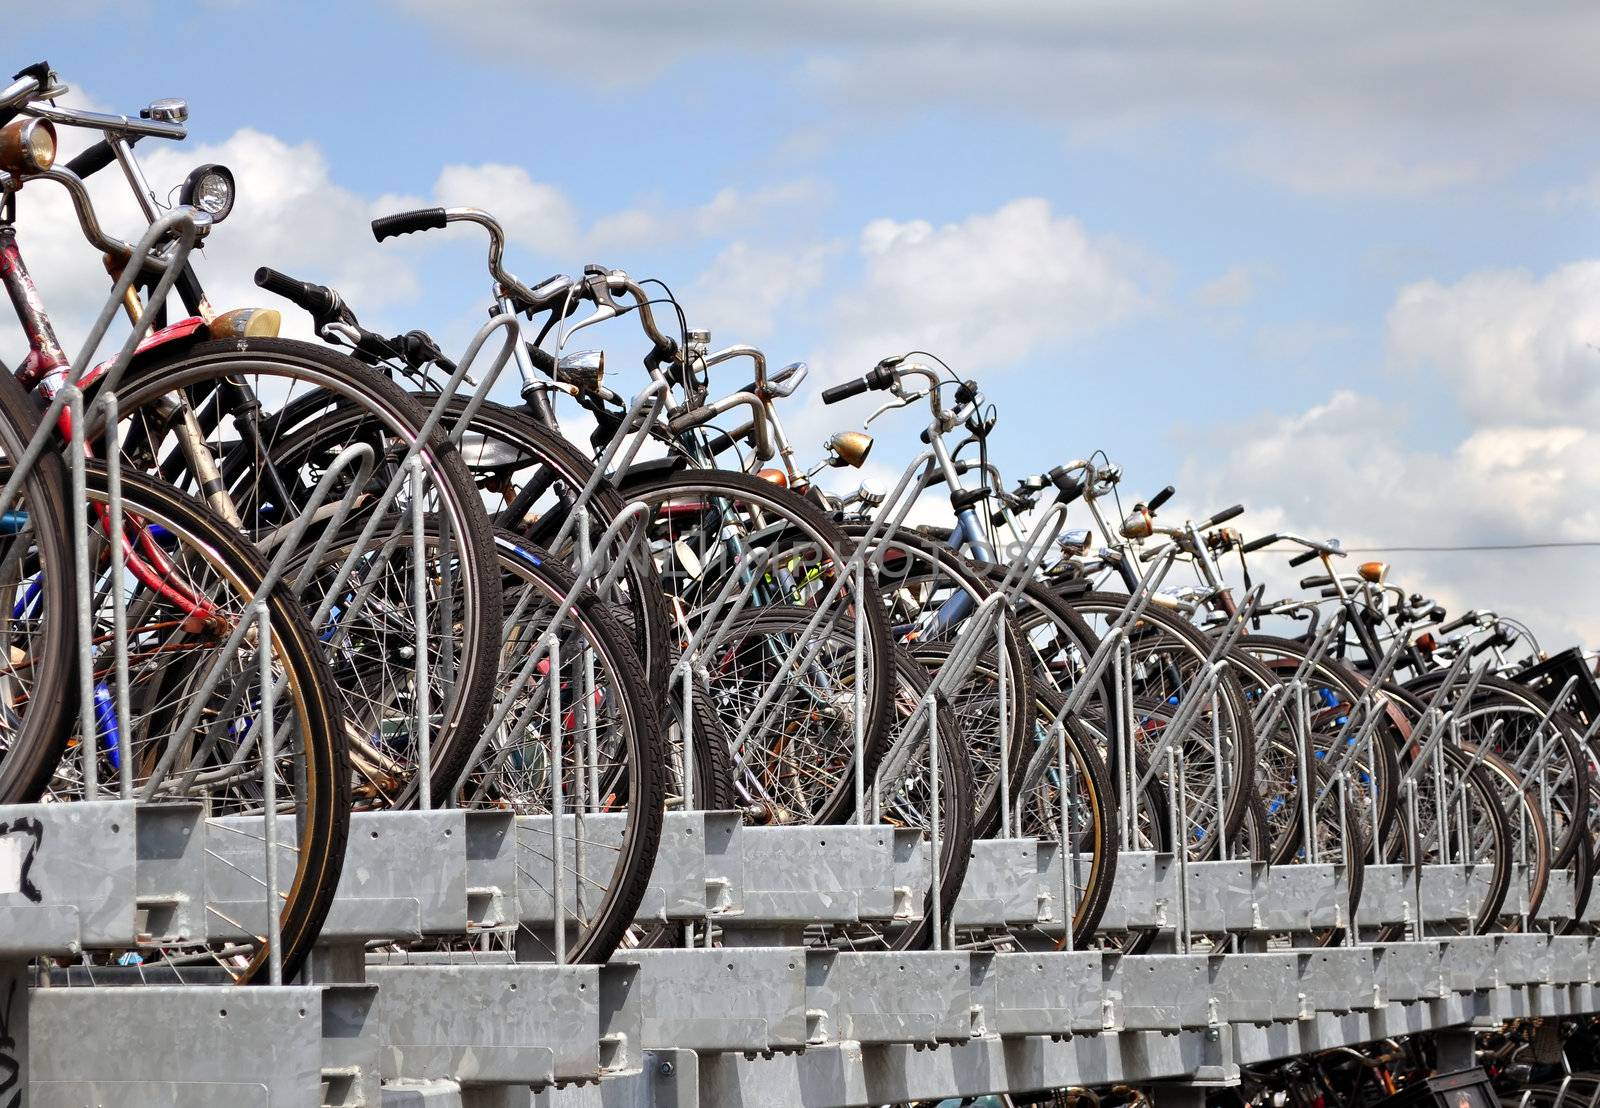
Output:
[95,337,499,808]
[0,367,75,804]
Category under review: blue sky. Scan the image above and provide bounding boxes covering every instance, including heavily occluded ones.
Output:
[14,1,1600,645]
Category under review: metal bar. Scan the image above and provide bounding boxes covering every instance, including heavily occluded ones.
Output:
[258,604,282,986]
[66,387,95,797]
[927,692,942,952]
[548,632,566,965]
[458,502,653,795]
[854,559,868,824]
[96,392,132,800]
[997,609,1012,839]
[1057,720,1075,952]
[411,459,433,809]
[140,443,379,799]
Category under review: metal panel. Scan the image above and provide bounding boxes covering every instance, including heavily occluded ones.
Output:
[27,984,325,1108]
[369,963,604,1087]
[974,951,1104,1037]
[612,948,808,1053]
[952,838,1041,927]
[1106,955,1212,1030]
[208,811,469,943]
[804,950,972,1045]
[0,800,136,957]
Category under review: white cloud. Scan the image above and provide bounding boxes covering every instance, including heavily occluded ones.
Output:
[386,0,1600,195]
[428,166,825,259]
[687,238,839,340]
[818,197,1161,383]
[432,163,581,257]
[1181,391,1600,647]
[1387,261,1600,426]
[144,130,425,332]
[0,121,426,361]
[1193,266,1256,311]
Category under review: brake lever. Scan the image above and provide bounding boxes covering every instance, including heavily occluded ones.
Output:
[864,388,925,426]
[561,302,618,343]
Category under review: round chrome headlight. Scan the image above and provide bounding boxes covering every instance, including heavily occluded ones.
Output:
[180,163,235,222]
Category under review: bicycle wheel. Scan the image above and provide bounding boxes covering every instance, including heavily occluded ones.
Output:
[665,649,737,812]
[1232,636,1400,864]
[622,468,895,824]
[464,532,666,964]
[0,367,74,804]
[420,395,674,703]
[1402,671,1587,869]
[841,524,1035,837]
[49,464,348,983]
[1001,680,1118,947]
[868,644,975,951]
[1454,742,1551,930]
[1047,587,1255,858]
[95,337,500,808]
[1382,685,1513,936]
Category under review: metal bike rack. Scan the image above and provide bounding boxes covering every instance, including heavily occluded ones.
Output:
[8,790,1600,1106]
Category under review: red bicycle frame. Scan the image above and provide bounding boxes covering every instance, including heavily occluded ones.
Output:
[0,221,216,618]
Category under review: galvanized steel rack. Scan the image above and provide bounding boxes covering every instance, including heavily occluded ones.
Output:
[4,798,1598,1107]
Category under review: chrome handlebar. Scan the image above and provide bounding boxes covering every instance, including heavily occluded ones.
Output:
[26,100,187,142]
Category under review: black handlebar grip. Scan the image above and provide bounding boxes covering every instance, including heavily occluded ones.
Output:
[1439,612,1473,634]
[1240,534,1278,554]
[1300,575,1333,590]
[64,139,118,180]
[1146,485,1175,512]
[254,266,337,318]
[704,420,755,457]
[819,378,869,404]
[667,406,720,435]
[1046,465,1085,505]
[371,207,448,242]
[821,364,895,405]
[1203,504,1245,529]
[1288,549,1318,567]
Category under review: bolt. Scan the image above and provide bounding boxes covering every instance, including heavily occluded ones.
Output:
[658,1060,675,1077]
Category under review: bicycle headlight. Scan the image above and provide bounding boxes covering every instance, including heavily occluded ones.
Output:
[826,430,873,468]
[1357,560,1388,584]
[0,117,56,175]
[180,163,235,222]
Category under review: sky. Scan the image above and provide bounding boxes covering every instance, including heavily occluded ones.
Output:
[11,1,1600,648]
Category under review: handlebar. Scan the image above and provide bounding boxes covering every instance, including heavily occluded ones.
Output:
[26,99,187,142]
[372,207,448,240]
[256,265,442,368]
[1046,465,1086,505]
[821,363,896,404]
[1240,533,1277,554]
[665,389,775,461]
[370,206,579,316]
[63,139,118,180]
[1200,503,1244,530]
[1146,485,1175,512]
[255,265,339,321]
[582,265,680,361]
[1289,549,1319,567]
[0,66,46,129]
